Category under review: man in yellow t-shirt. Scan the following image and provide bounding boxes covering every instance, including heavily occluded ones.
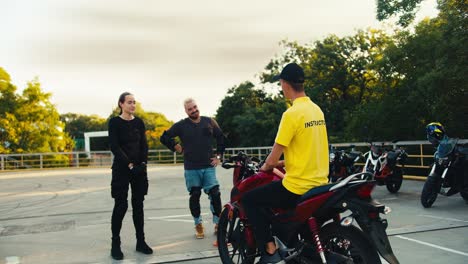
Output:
[242,63,329,264]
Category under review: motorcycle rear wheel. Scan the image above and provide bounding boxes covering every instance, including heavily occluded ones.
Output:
[421,176,441,208]
[386,168,403,193]
[460,190,468,204]
[320,223,382,264]
[217,208,256,264]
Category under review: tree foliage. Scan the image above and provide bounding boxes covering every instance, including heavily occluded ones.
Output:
[376,0,425,27]
[218,1,466,145]
[0,68,74,153]
[215,82,286,147]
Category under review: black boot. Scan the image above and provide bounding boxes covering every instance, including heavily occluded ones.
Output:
[111,237,124,260]
[136,239,153,254]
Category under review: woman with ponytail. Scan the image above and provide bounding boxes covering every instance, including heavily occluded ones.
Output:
[108,92,153,260]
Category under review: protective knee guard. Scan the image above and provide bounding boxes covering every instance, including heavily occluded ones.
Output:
[189,187,202,218]
[208,185,222,216]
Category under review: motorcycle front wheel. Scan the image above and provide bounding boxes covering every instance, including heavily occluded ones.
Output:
[320,223,382,264]
[217,208,256,264]
[421,176,441,208]
[386,168,403,193]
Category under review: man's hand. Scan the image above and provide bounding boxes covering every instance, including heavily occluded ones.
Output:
[174,144,183,154]
[210,156,221,167]
[260,163,273,172]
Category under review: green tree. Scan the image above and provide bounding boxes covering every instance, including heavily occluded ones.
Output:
[381,1,468,138]
[260,29,398,142]
[376,0,425,27]
[61,113,107,139]
[216,82,286,147]
[0,69,73,153]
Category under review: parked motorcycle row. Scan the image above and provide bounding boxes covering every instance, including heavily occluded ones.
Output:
[216,138,467,263]
[329,142,408,194]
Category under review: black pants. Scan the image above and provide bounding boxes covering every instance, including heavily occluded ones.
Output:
[242,180,300,253]
[111,166,149,241]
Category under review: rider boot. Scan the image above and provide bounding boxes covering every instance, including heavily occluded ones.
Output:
[135,233,153,254]
[111,237,124,260]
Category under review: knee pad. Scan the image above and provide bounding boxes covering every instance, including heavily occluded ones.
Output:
[208,185,222,215]
[189,187,202,217]
[190,187,202,200]
[208,185,220,198]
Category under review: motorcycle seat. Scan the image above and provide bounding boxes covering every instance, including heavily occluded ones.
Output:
[346,152,361,160]
[297,183,337,203]
[457,146,468,156]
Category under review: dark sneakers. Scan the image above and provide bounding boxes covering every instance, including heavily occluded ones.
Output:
[136,240,153,254]
[257,250,285,264]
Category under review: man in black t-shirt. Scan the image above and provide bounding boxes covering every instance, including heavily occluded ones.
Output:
[160,98,225,239]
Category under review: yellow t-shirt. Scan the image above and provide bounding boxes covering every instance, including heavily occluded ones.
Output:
[275,97,329,195]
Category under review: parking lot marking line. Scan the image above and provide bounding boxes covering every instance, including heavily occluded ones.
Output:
[148,213,208,220]
[381,197,398,201]
[155,240,190,250]
[5,256,20,264]
[395,235,468,257]
[419,214,468,223]
[158,219,195,223]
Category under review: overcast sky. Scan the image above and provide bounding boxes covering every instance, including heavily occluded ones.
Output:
[1,0,438,122]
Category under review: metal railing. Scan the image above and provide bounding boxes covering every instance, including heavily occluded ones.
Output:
[1,140,466,171]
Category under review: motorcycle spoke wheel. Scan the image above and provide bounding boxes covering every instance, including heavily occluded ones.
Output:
[217,209,256,264]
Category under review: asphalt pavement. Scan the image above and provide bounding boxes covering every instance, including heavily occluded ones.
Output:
[0,166,467,264]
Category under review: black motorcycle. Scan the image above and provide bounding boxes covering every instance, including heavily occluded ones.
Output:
[329,146,362,183]
[421,138,468,208]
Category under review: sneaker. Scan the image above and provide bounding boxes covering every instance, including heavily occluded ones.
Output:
[195,223,205,239]
[214,224,218,235]
[257,250,285,264]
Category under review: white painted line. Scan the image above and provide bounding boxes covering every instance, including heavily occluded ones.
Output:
[419,214,468,223]
[159,219,195,223]
[381,197,398,201]
[396,235,468,257]
[5,256,20,264]
[148,212,208,220]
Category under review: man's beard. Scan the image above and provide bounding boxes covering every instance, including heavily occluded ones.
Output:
[189,110,199,120]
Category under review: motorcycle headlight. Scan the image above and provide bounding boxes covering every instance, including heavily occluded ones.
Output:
[329,153,335,162]
[437,157,449,166]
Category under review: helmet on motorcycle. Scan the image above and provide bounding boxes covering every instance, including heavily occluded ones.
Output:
[426,122,445,145]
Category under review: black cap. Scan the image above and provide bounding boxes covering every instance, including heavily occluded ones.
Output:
[274,63,305,83]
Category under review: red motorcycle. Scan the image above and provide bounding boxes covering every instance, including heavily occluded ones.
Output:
[217,152,399,264]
